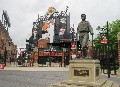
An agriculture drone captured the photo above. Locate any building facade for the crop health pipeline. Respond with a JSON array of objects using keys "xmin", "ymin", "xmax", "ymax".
[{"xmin": 0, "ymin": 20, "xmax": 17, "ymax": 64}]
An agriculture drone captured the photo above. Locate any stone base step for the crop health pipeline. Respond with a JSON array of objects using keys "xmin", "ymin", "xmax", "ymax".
[
  {"xmin": 101, "ymin": 80, "xmax": 113, "ymax": 87},
  {"xmin": 112, "ymin": 83, "xmax": 120, "ymax": 87},
  {"xmin": 60, "ymin": 79, "xmax": 107, "ymax": 87},
  {"xmin": 94, "ymin": 79, "xmax": 107, "ymax": 87},
  {"xmin": 48, "ymin": 79, "xmax": 120, "ymax": 87}
]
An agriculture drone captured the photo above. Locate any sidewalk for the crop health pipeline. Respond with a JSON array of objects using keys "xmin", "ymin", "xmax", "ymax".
[
  {"xmin": 3, "ymin": 66, "xmax": 69, "ymax": 71},
  {"xmin": 2, "ymin": 66, "xmax": 120, "ymax": 85},
  {"xmin": 100, "ymin": 74, "xmax": 120, "ymax": 85}
]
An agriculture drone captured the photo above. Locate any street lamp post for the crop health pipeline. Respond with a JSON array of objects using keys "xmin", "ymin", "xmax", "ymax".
[
  {"xmin": 76, "ymin": 33, "xmax": 78, "ymax": 59},
  {"xmin": 106, "ymin": 21, "xmax": 110, "ymax": 78},
  {"xmin": 92, "ymin": 33, "xmax": 94, "ymax": 58},
  {"xmin": 63, "ymin": 48, "xmax": 66, "ymax": 67},
  {"xmin": 97, "ymin": 21, "xmax": 110, "ymax": 78}
]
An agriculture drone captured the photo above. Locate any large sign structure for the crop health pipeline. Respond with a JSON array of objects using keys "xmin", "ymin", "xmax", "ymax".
[
  {"xmin": 30, "ymin": 6, "xmax": 72, "ymax": 46},
  {"xmin": 54, "ymin": 12, "xmax": 71, "ymax": 43}
]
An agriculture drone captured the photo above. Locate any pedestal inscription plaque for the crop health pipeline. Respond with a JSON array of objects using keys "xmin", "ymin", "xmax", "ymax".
[{"xmin": 74, "ymin": 69, "xmax": 89, "ymax": 76}]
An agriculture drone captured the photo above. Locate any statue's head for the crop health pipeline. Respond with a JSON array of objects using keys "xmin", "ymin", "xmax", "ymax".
[{"xmin": 81, "ymin": 14, "xmax": 86, "ymax": 21}]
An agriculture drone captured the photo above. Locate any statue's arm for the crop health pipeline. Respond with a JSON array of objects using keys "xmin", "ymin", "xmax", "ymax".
[{"xmin": 88, "ymin": 22, "xmax": 94, "ymax": 35}]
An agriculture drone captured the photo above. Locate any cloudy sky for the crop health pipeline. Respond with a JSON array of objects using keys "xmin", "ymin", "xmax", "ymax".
[{"xmin": 0, "ymin": 0, "xmax": 120, "ymax": 49}]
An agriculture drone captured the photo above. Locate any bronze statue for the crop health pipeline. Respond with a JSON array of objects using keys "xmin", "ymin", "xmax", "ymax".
[{"xmin": 77, "ymin": 14, "xmax": 93, "ymax": 58}]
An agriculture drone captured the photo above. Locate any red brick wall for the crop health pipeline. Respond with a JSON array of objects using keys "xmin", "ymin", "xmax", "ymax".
[
  {"xmin": 0, "ymin": 20, "xmax": 17, "ymax": 60},
  {"xmin": 38, "ymin": 39, "xmax": 50, "ymax": 48}
]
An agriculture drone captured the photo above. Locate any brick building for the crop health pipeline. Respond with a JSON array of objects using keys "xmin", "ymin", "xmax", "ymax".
[
  {"xmin": 0, "ymin": 20, "xmax": 17, "ymax": 64},
  {"xmin": 37, "ymin": 38, "xmax": 50, "ymax": 63}
]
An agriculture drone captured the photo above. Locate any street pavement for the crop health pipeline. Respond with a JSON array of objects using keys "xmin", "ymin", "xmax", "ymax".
[{"xmin": 0, "ymin": 67, "xmax": 120, "ymax": 87}]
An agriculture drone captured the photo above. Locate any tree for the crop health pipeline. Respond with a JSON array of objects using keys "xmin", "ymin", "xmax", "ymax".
[
  {"xmin": 108, "ymin": 20, "xmax": 120, "ymax": 42},
  {"xmin": 94, "ymin": 19, "xmax": 120, "ymax": 61},
  {"xmin": 94, "ymin": 19, "xmax": 120, "ymax": 46}
]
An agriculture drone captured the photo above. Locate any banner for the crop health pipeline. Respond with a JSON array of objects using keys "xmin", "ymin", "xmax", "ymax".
[{"xmin": 100, "ymin": 33, "xmax": 107, "ymax": 44}]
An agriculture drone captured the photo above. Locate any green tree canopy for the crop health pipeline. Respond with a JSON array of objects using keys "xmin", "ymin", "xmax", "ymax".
[{"xmin": 94, "ymin": 19, "xmax": 120, "ymax": 48}]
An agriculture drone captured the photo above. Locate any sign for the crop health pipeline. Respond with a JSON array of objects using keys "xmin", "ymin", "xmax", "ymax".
[
  {"xmin": 57, "ymin": 52, "xmax": 62, "ymax": 56},
  {"xmin": 71, "ymin": 42, "xmax": 76, "ymax": 49},
  {"xmin": 58, "ymin": 17, "xmax": 66, "ymax": 37},
  {"xmin": 0, "ymin": 64, "xmax": 4, "ymax": 69},
  {"xmin": 59, "ymin": 28, "xmax": 65, "ymax": 36},
  {"xmin": 74, "ymin": 69, "xmax": 89, "ymax": 76},
  {"xmin": 100, "ymin": 33, "xmax": 107, "ymax": 44}
]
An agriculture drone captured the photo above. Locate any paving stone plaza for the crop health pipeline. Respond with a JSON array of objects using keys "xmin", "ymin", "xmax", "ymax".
[{"xmin": 0, "ymin": 67, "xmax": 120, "ymax": 87}]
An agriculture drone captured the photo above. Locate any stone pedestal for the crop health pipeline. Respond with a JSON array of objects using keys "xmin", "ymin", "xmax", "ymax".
[
  {"xmin": 69, "ymin": 59, "xmax": 100, "ymax": 82},
  {"xmin": 48, "ymin": 59, "xmax": 120, "ymax": 87}
]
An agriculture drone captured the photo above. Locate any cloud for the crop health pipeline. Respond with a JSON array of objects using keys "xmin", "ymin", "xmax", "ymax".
[{"xmin": 0, "ymin": 0, "xmax": 120, "ymax": 48}]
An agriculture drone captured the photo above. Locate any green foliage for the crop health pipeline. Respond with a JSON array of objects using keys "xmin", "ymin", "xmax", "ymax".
[
  {"xmin": 94, "ymin": 19, "xmax": 120, "ymax": 47},
  {"xmin": 94, "ymin": 20, "xmax": 120, "ymax": 62}
]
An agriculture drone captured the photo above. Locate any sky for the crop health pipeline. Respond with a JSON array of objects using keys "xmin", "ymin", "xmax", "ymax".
[{"xmin": 0, "ymin": 0, "xmax": 120, "ymax": 49}]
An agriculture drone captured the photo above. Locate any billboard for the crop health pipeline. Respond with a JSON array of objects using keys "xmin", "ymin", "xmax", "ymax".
[{"xmin": 53, "ymin": 15, "xmax": 71, "ymax": 43}]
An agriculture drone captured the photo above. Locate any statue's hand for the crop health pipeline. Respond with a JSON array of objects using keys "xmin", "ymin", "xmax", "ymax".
[{"xmin": 91, "ymin": 32, "xmax": 94, "ymax": 35}]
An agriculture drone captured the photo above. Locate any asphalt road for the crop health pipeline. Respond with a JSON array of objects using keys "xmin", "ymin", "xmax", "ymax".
[
  {"xmin": 0, "ymin": 70, "xmax": 69, "ymax": 87},
  {"xmin": 0, "ymin": 70, "xmax": 120, "ymax": 87}
]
